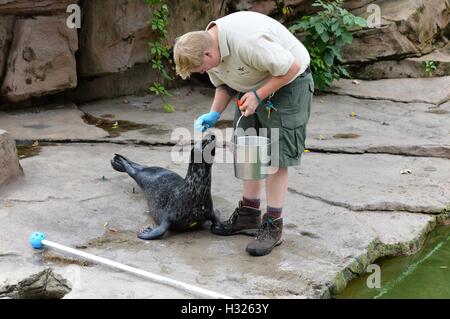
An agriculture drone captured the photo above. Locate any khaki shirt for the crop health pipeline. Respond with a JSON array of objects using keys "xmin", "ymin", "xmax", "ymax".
[{"xmin": 206, "ymin": 11, "xmax": 310, "ymax": 93}]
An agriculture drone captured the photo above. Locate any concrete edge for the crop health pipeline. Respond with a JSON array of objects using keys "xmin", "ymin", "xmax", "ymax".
[{"xmin": 325, "ymin": 210, "xmax": 450, "ymax": 298}]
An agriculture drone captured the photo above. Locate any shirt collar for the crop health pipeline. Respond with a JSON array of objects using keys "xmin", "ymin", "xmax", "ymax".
[{"xmin": 206, "ymin": 21, "xmax": 229, "ymax": 61}]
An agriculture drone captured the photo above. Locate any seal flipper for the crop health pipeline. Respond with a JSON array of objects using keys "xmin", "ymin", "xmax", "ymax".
[
  {"xmin": 111, "ymin": 154, "xmax": 145, "ymax": 176},
  {"xmin": 138, "ymin": 220, "xmax": 170, "ymax": 240}
]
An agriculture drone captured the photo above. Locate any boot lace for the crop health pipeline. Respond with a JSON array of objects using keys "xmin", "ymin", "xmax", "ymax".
[
  {"xmin": 255, "ymin": 217, "xmax": 278, "ymax": 241},
  {"xmin": 224, "ymin": 207, "xmax": 240, "ymax": 225}
]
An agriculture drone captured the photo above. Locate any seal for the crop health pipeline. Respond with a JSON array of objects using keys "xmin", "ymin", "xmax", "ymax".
[{"xmin": 111, "ymin": 134, "xmax": 220, "ymax": 240}]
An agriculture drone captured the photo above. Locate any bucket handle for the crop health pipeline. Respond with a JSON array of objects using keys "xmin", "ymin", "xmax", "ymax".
[{"xmin": 234, "ymin": 99, "xmax": 249, "ymax": 144}]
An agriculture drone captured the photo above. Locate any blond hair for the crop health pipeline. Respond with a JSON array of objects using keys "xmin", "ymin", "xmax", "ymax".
[{"xmin": 173, "ymin": 31, "xmax": 212, "ymax": 80}]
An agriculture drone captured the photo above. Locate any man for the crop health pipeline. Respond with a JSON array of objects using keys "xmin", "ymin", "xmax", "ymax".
[{"xmin": 173, "ymin": 11, "xmax": 313, "ymax": 256}]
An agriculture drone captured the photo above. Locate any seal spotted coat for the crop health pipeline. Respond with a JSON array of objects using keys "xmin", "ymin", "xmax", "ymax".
[{"xmin": 111, "ymin": 134, "xmax": 220, "ymax": 240}]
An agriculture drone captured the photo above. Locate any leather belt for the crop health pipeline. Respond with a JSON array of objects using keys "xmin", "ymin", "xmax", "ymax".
[{"xmin": 299, "ymin": 65, "xmax": 311, "ymax": 78}]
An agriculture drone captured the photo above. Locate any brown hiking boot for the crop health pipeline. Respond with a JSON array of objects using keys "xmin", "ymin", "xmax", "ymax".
[
  {"xmin": 210, "ymin": 201, "xmax": 261, "ymax": 236},
  {"xmin": 246, "ymin": 214, "xmax": 283, "ymax": 256}
]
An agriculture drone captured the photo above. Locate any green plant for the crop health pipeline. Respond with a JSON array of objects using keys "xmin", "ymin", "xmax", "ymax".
[
  {"xmin": 146, "ymin": 0, "xmax": 175, "ymax": 112},
  {"xmin": 424, "ymin": 60, "xmax": 437, "ymax": 77},
  {"xmin": 289, "ymin": 0, "xmax": 367, "ymax": 91}
]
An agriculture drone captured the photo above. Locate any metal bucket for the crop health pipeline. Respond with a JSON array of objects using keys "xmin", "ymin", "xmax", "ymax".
[{"xmin": 232, "ymin": 114, "xmax": 271, "ymax": 180}]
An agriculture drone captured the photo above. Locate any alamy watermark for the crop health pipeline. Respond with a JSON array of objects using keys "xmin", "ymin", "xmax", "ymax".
[
  {"xmin": 366, "ymin": 264, "xmax": 381, "ymax": 289},
  {"xmin": 66, "ymin": 4, "xmax": 81, "ymax": 29},
  {"xmin": 63, "ymin": 3, "xmax": 382, "ymax": 30},
  {"xmin": 366, "ymin": 4, "xmax": 382, "ymax": 28},
  {"xmin": 170, "ymin": 127, "xmax": 280, "ymax": 175}
]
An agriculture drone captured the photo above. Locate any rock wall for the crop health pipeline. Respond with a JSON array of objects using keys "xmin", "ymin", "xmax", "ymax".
[
  {"xmin": 0, "ymin": 16, "xmax": 14, "ymax": 84},
  {"xmin": 78, "ymin": 0, "xmax": 154, "ymax": 78},
  {"xmin": 0, "ymin": 0, "xmax": 78, "ymax": 103},
  {"xmin": 1, "ymin": 15, "xmax": 78, "ymax": 102},
  {"xmin": 232, "ymin": 0, "xmax": 377, "ymax": 17},
  {"xmin": 344, "ymin": 0, "xmax": 450, "ymax": 79},
  {"xmin": 0, "ymin": 129, "xmax": 22, "ymax": 187},
  {"xmin": 0, "ymin": 0, "xmax": 76, "ymax": 14},
  {"xmin": 78, "ymin": 0, "xmax": 225, "ymax": 79},
  {"xmin": 0, "ymin": 0, "xmax": 448, "ymax": 105},
  {"xmin": 71, "ymin": 0, "xmax": 227, "ymax": 102}
]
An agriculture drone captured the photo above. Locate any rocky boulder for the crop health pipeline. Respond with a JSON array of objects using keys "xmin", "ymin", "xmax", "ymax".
[
  {"xmin": 0, "ymin": 0, "xmax": 448, "ymax": 102},
  {"xmin": 380, "ymin": 0, "xmax": 435, "ymax": 51},
  {"xmin": 0, "ymin": 130, "xmax": 22, "ymax": 187},
  {"xmin": 0, "ymin": 0, "xmax": 76, "ymax": 14},
  {"xmin": 1, "ymin": 15, "xmax": 78, "ymax": 102},
  {"xmin": 424, "ymin": 0, "xmax": 449, "ymax": 32},
  {"xmin": 343, "ymin": 0, "xmax": 377, "ymax": 10},
  {"xmin": 231, "ymin": 0, "xmax": 448, "ymax": 78},
  {"xmin": 167, "ymin": 0, "xmax": 227, "ymax": 42},
  {"xmin": 78, "ymin": 0, "xmax": 227, "ymax": 78},
  {"xmin": 78, "ymin": 0, "xmax": 156, "ymax": 78},
  {"xmin": 232, "ymin": 0, "xmax": 377, "ymax": 17},
  {"xmin": 0, "ymin": 15, "xmax": 14, "ymax": 84},
  {"xmin": 342, "ymin": 23, "xmax": 420, "ymax": 63},
  {"xmin": 344, "ymin": 0, "xmax": 449, "ymax": 63},
  {"xmin": 348, "ymin": 44, "xmax": 450, "ymax": 79},
  {"xmin": 69, "ymin": 62, "xmax": 160, "ymax": 102},
  {"xmin": 369, "ymin": 0, "xmax": 446, "ymax": 51}
]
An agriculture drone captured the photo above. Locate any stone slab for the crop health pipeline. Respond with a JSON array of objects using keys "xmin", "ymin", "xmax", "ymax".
[
  {"xmin": 290, "ymin": 152, "xmax": 450, "ymax": 213},
  {"xmin": 0, "ymin": 143, "xmax": 443, "ymax": 298},
  {"xmin": 307, "ymin": 94, "xmax": 450, "ymax": 158},
  {"xmin": 0, "ymin": 103, "xmax": 108, "ymax": 140},
  {"xmin": 326, "ymin": 76, "xmax": 450, "ymax": 105}
]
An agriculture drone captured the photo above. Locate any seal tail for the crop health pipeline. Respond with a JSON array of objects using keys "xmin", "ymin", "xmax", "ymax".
[{"xmin": 111, "ymin": 154, "xmax": 144, "ymax": 177}]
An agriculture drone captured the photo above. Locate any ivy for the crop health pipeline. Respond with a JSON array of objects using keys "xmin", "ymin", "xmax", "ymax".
[
  {"xmin": 289, "ymin": 0, "xmax": 367, "ymax": 91},
  {"xmin": 146, "ymin": 0, "xmax": 175, "ymax": 113}
]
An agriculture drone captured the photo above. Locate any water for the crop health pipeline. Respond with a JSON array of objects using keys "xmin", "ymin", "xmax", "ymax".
[
  {"xmin": 16, "ymin": 144, "xmax": 42, "ymax": 159},
  {"xmin": 339, "ymin": 225, "xmax": 450, "ymax": 299},
  {"xmin": 81, "ymin": 113, "xmax": 169, "ymax": 137}
]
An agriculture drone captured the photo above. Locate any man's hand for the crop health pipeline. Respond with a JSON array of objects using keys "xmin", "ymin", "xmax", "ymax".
[
  {"xmin": 238, "ymin": 91, "xmax": 260, "ymax": 117},
  {"xmin": 194, "ymin": 111, "xmax": 221, "ymax": 132}
]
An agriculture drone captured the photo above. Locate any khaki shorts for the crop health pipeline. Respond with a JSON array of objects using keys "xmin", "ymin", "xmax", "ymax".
[{"xmin": 234, "ymin": 73, "xmax": 314, "ymax": 168}]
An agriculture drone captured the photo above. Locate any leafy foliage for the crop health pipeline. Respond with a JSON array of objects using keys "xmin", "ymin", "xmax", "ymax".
[
  {"xmin": 289, "ymin": 0, "xmax": 367, "ymax": 91},
  {"xmin": 146, "ymin": 0, "xmax": 175, "ymax": 112}
]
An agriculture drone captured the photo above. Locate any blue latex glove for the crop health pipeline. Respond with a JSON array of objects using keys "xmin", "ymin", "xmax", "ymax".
[{"xmin": 194, "ymin": 111, "xmax": 221, "ymax": 132}]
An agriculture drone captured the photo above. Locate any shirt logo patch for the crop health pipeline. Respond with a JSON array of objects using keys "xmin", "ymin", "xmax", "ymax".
[{"xmin": 237, "ymin": 66, "xmax": 250, "ymax": 75}]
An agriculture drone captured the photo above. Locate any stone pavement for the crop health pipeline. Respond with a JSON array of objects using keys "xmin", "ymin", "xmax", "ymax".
[{"xmin": 0, "ymin": 78, "xmax": 449, "ymax": 298}]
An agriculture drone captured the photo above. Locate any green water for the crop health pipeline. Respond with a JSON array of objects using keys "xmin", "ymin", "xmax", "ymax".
[{"xmin": 339, "ymin": 225, "xmax": 450, "ymax": 299}]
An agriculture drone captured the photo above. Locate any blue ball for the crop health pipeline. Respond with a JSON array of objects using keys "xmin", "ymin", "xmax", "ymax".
[{"xmin": 29, "ymin": 232, "xmax": 46, "ymax": 249}]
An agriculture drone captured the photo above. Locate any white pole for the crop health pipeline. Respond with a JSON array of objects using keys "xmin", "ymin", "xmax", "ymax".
[{"xmin": 41, "ymin": 239, "xmax": 232, "ymax": 299}]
